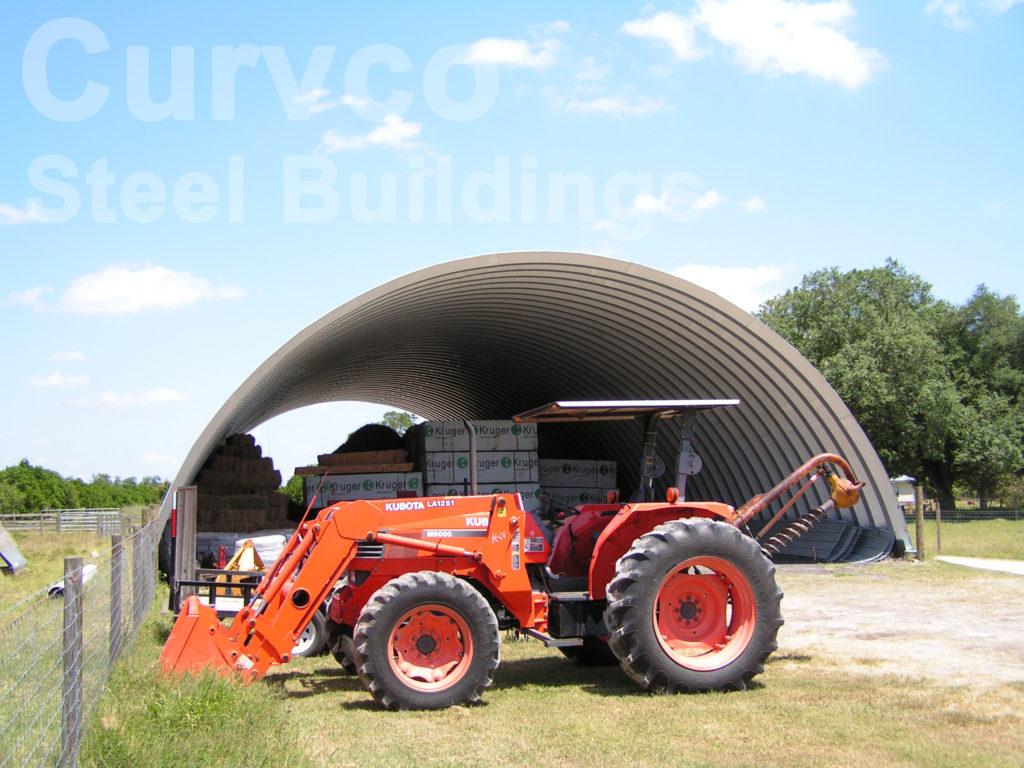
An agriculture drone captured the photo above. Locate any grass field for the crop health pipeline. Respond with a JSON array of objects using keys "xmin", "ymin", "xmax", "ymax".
[
  {"xmin": 82, "ymin": 581, "xmax": 1024, "ymax": 768},
  {"xmin": 0, "ymin": 530, "xmax": 111, "ymax": 613},
  {"xmin": 4, "ymin": 521, "xmax": 1018, "ymax": 768},
  {"xmin": 912, "ymin": 518, "xmax": 1024, "ymax": 560}
]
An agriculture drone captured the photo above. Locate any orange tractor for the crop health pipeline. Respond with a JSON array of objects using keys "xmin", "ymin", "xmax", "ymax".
[{"xmin": 161, "ymin": 401, "xmax": 864, "ymax": 709}]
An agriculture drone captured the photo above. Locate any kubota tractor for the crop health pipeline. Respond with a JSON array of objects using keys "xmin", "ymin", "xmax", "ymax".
[{"xmin": 161, "ymin": 400, "xmax": 864, "ymax": 709}]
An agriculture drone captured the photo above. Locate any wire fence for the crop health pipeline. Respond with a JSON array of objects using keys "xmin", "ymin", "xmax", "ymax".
[
  {"xmin": 0, "ymin": 508, "xmax": 153, "ymax": 536},
  {"xmin": 0, "ymin": 519, "xmax": 160, "ymax": 768},
  {"xmin": 901, "ymin": 506, "xmax": 1024, "ymax": 522}
]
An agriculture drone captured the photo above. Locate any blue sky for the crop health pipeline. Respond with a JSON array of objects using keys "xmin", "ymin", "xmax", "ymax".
[{"xmin": 2, "ymin": 1, "xmax": 1022, "ymax": 484}]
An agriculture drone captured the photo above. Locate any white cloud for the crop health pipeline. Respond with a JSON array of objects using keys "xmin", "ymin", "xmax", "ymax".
[
  {"xmin": 622, "ymin": 11, "xmax": 707, "ymax": 61},
  {"xmin": 696, "ymin": 0, "xmax": 886, "ymax": 89},
  {"xmin": 51, "ymin": 351, "xmax": 87, "ymax": 361},
  {"xmin": 988, "ymin": 0, "xmax": 1024, "ymax": 12},
  {"xmin": 926, "ymin": 1, "xmax": 976, "ymax": 30},
  {"xmin": 573, "ymin": 57, "xmax": 612, "ymax": 84},
  {"xmin": 463, "ymin": 38, "xmax": 560, "ymax": 69},
  {"xmin": 632, "ymin": 193, "xmax": 674, "ymax": 213},
  {"xmin": 743, "ymin": 196, "xmax": 767, "ymax": 211},
  {"xmin": 624, "ymin": 2, "xmax": 886, "ymax": 89},
  {"xmin": 27, "ymin": 372, "xmax": 88, "ymax": 388},
  {"xmin": 531, "ymin": 20, "xmax": 571, "ymax": 35},
  {"xmin": 293, "ymin": 88, "xmax": 369, "ymax": 116},
  {"xmin": 693, "ymin": 189, "xmax": 724, "ymax": 211},
  {"xmin": 0, "ymin": 201, "xmax": 47, "ymax": 225},
  {"xmin": 98, "ymin": 388, "xmax": 187, "ymax": 405},
  {"xmin": 559, "ymin": 94, "xmax": 670, "ymax": 117},
  {"xmin": 6, "ymin": 285, "xmax": 54, "ymax": 313},
  {"xmin": 60, "ymin": 264, "xmax": 246, "ymax": 315},
  {"xmin": 316, "ymin": 114, "xmax": 422, "ymax": 153},
  {"xmin": 673, "ymin": 263, "xmax": 795, "ymax": 311}
]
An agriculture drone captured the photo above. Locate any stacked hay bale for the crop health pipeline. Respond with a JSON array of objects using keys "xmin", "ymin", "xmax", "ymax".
[{"xmin": 195, "ymin": 433, "xmax": 293, "ymax": 532}]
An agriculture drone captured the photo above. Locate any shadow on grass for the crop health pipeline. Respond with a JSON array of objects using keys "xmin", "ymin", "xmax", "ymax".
[
  {"xmin": 264, "ymin": 652, "xmax": 770, "ymax": 703},
  {"xmin": 266, "ymin": 666, "xmax": 365, "ymax": 698},
  {"xmin": 494, "ymin": 655, "xmax": 768, "ymax": 697},
  {"xmin": 768, "ymin": 651, "xmax": 814, "ymax": 664},
  {"xmin": 491, "ymin": 655, "xmax": 643, "ymax": 697},
  {"xmin": 149, "ymin": 617, "xmax": 174, "ymax": 644}
]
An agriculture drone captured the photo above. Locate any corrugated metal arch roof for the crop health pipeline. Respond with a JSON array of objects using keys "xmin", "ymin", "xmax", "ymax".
[{"xmin": 159, "ymin": 252, "xmax": 908, "ymax": 547}]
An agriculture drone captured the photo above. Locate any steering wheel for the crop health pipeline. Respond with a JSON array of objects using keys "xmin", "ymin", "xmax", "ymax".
[{"xmin": 538, "ymin": 494, "xmax": 580, "ymax": 527}]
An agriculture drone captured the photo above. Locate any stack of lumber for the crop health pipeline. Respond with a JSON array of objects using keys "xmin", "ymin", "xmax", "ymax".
[
  {"xmin": 195, "ymin": 433, "xmax": 293, "ymax": 532},
  {"xmin": 293, "ymin": 449, "xmax": 413, "ymax": 476}
]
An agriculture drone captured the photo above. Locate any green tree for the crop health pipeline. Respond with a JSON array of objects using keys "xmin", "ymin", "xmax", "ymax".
[
  {"xmin": 757, "ymin": 261, "xmax": 1024, "ymax": 509},
  {"xmin": 378, "ymin": 411, "xmax": 419, "ymax": 436},
  {"xmin": 0, "ymin": 460, "xmax": 169, "ymax": 512},
  {"xmin": 935, "ymin": 286, "xmax": 1024, "ymax": 506},
  {"xmin": 281, "ymin": 474, "xmax": 304, "ymax": 505}
]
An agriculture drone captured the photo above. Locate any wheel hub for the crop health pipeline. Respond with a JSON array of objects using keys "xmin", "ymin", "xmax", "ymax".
[
  {"xmin": 677, "ymin": 598, "xmax": 702, "ymax": 624},
  {"xmin": 387, "ymin": 604, "xmax": 473, "ymax": 692},
  {"xmin": 415, "ymin": 633, "xmax": 438, "ymax": 656}
]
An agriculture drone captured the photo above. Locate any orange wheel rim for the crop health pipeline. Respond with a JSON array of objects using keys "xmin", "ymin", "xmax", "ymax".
[
  {"xmin": 653, "ymin": 557, "xmax": 757, "ymax": 671},
  {"xmin": 387, "ymin": 604, "xmax": 473, "ymax": 692}
]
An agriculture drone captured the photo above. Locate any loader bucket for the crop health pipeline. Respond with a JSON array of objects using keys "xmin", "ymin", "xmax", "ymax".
[{"xmin": 160, "ymin": 595, "xmax": 238, "ymax": 675}]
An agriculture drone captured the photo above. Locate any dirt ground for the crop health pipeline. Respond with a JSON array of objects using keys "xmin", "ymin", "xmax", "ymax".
[{"xmin": 774, "ymin": 561, "xmax": 1024, "ymax": 688}]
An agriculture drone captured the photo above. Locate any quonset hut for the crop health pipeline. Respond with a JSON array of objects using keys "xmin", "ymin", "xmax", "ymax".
[{"xmin": 158, "ymin": 252, "xmax": 910, "ymax": 555}]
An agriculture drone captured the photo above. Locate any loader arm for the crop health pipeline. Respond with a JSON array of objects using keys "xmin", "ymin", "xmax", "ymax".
[{"xmin": 161, "ymin": 500, "xmax": 385, "ymax": 680}]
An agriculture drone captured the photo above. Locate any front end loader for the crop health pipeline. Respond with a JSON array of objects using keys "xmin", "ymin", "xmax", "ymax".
[{"xmin": 161, "ymin": 400, "xmax": 864, "ymax": 709}]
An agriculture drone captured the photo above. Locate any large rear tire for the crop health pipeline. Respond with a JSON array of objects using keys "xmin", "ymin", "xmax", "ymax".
[
  {"xmin": 605, "ymin": 518, "xmax": 783, "ymax": 693},
  {"xmin": 354, "ymin": 572, "xmax": 500, "ymax": 710}
]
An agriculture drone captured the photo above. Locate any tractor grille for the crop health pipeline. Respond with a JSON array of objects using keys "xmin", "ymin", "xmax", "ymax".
[{"xmin": 355, "ymin": 540, "xmax": 385, "ymax": 559}]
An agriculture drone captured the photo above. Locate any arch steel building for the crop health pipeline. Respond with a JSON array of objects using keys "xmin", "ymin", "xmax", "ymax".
[{"xmin": 159, "ymin": 252, "xmax": 909, "ymax": 550}]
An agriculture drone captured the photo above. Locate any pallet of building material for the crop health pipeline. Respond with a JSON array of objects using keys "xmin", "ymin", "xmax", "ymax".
[
  {"xmin": 321, "ymin": 463, "xmax": 414, "ymax": 475},
  {"xmin": 317, "ymin": 449, "xmax": 407, "ymax": 467},
  {"xmin": 294, "ymin": 463, "xmax": 414, "ymax": 476}
]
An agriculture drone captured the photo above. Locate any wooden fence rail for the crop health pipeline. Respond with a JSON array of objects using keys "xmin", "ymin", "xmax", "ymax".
[{"xmin": 0, "ymin": 509, "xmax": 147, "ymax": 535}]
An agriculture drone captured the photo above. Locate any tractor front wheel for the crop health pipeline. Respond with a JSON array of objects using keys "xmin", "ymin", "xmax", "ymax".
[
  {"xmin": 354, "ymin": 572, "xmax": 500, "ymax": 710},
  {"xmin": 605, "ymin": 518, "xmax": 783, "ymax": 693}
]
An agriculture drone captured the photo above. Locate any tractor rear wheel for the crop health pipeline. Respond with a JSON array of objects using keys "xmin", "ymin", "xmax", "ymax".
[
  {"xmin": 354, "ymin": 571, "xmax": 500, "ymax": 710},
  {"xmin": 605, "ymin": 518, "xmax": 783, "ymax": 693}
]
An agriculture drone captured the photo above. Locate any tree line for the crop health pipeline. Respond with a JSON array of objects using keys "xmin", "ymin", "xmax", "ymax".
[
  {"xmin": 0, "ymin": 459, "xmax": 169, "ymax": 514},
  {"xmin": 757, "ymin": 259, "xmax": 1024, "ymax": 509}
]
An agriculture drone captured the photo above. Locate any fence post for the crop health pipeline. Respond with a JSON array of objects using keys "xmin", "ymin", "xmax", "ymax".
[
  {"xmin": 132, "ymin": 528, "xmax": 144, "ymax": 631},
  {"xmin": 61, "ymin": 556, "xmax": 84, "ymax": 768},
  {"xmin": 914, "ymin": 484, "xmax": 925, "ymax": 561},
  {"xmin": 174, "ymin": 487, "xmax": 198, "ymax": 608},
  {"xmin": 935, "ymin": 501, "xmax": 942, "ymax": 554},
  {"xmin": 110, "ymin": 534, "xmax": 124, "ymax": 665}
]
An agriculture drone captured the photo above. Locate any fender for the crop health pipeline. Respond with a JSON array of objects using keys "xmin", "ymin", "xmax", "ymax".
[{"xmin": 587, "ymin": 501, "xmax": 735, "ymax": 599}]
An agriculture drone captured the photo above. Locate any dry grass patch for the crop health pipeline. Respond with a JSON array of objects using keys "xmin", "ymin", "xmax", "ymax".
[
  {"xmin": 257, "ymin": 637, "xmax": 1024, "ymax": 768},
  {"xmin": 0, "ymin": 530, "xmax": 110, "ymax": 612}
]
